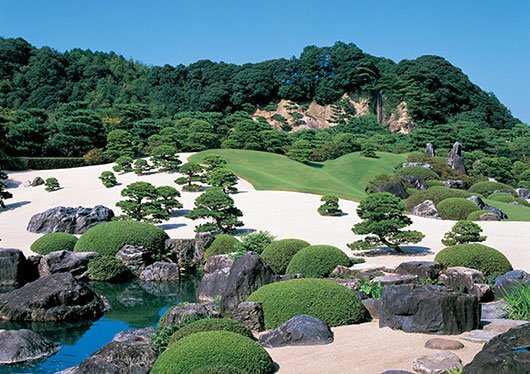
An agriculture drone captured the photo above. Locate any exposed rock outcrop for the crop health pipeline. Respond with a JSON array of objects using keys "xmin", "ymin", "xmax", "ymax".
[
  {"xmin": 27, "ymin": 206, "xmax": 114, "ymax": 234},
  {"xmin": 425, "ymin": 143, "xmax": 435, "ymax": 157},
  {"xmin": 0, "ymin": 329, "xmax": 60, "ymax": 365},
  {"xmin": 439, "ymin": 267, "xmax": 492, "ymax": 301},
  {"xmin": 394, "ymin": 261, "xmax": 442, "ymax": 281},
  {"xmin": 158, "ymin": 302, "xmax": 218, "ymax": 330},
  {"xmin": 447, "ymin": 142, "xmax": 466, "ymax": 174},
  {"xmin": 467, "ymin": 196, "xmax": 507, "ymax": 220},
  {"xmin": 231, "ymin": 301, "xmax": 264, "ymax": 331},
  {"xmin": 375, "ymin": 179, "xmax": 409, "ymax": 199},
  {"xmin": 515, "ymin": 188, "xmax": 529, "ymax": 199},
  {"xmin": 198, "ymin": 267, "xmax": 230, "ymax": 302},
  {"xmin": 0, "ymin": 248, "xmax": 36, "ymax": 288},
  {"xmin": 164, "ymin": 232, "xmax": 214, "ymax": 270},
  {"xmin": 115, "ymin": 245, "xmax": 154, "ymax": 277},
  {"xmin": 139, "ymin": 262, "xmax": 179, "ymax": 282}
]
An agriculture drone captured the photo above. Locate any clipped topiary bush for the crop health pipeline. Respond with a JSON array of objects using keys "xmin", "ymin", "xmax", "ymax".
[
  {"xmin": 30, "ymin": 232, "xmax": 78, "ymax": 255},
  {"xmin": 151, "ymin": 331, "xmax": 274, "ymax": 374},
  {"xmin": 170, "ymin": 318, "xmax": 254, "ymax": 344},
  {"xmin": 488, "ymin": 192, "xmax": 530, "ymax": 207},
  {"xmin": 395, "ymin": 166, "xmax": 440, "ymax": 181},
  {"xmin": 74, "ymin": 220, "xmax": 168, "ymax": 256},
  {"xmin": 286, "ymin": 245, "xmax": 350, "ymax": 277},
  {"xmin": 436, "ymin": 198, "xmax": 480, "ymax": 220},
  {"xmin": 405, "ymin": 186, "xmax": 476, "ymax": 210},
  {"xmin": 204, "ymin": 234, "xmax": 241, "ymax": 259},
  {"xmin": 248, "ymin": 278, "xmax": 367, "ymax": 328},
  {"xmin": 260, "ymin": 238, "xmax": 310, "ymax": 274},
  {"xmin": 87, "ymin": 255, "xmax": 131, "ymax": 282},
  {"xmin": 426, "ymin": 180, "xmax": 444, "ymax": 187},
  {"xmin": 468, "ymin": 181, "xmax": 515, "ymax": 197},
  {"xmin": 467, "ymin": 210, "xmax": 491, "ymax": 221},
  {"xmin": 435, "ymin": 243, "xmax": 513, "ymax": 276}
]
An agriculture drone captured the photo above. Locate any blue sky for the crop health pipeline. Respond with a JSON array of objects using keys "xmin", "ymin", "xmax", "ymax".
[{"xmin": 1, "ymin": 0, "xmax": 528, "ymax": 123}]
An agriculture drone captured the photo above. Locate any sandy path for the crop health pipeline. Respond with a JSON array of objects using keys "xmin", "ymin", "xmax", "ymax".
[
  {"xmin": 1, "ymin": 155, "xmax": 529, "ymax": 271},
  {"xmin": 266, "ymin": 322, "xmax": 483, "ymax": 373}
]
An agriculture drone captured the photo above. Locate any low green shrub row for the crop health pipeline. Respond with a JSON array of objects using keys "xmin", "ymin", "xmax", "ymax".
[
  {"xmin": 468, "ymin": 181, "xmax": 515, "ymax": 196},
  {"xmin": 405, "ymin": 186, "xmax": 476, "ymax": 210},
  {"xmin": 3, "ymin": 157, "xmax": 85, "ymax": 170}
]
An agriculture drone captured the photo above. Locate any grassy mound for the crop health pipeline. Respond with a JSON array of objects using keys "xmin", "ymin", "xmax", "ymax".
[
  {"xmin": 204, "ymin": 234, "xmax": 240, "ymax": 259},
  {"xmin": 484, "ymin": 199, "xmax": 530, "ymax": 221},
  {"xmin": 286, "ymin": 245, "xmax": 350, "ymax": 277},
  {"xmin": 170, "ymin": 318, "xmax": 253, "ymax": 344},
  {"xmin": 405, "ymin": 186, "xmax": 475, "ymax": 210},
  {"xmin": 74, "ymin": 221, "xmax": 168, "ymax": 256},
  {"xmin": 467, "ymin": 210, "xmax": 490, "ymax": 221},
  {"xmin": 260, "ymin": 238, "xmax": 310, "ymax": 274},
  {"xmin": 151, "ymin": 331, "xmax": 274, "ymax": 374},
  {"xmin": 468, "ymin": 181, "xmax": 515, "ymax": 196},
  {"xmin": 30, "ymin": 232, "xmax": 78, "ymax": 255},
  {"xmin": 248, "ymin": 278, "xmax": 367, "ymax": 328},
  {"xmin": 395, "ymin": 166, "xmax": 440, "ymax": 180},
  {"xmin": 435, "ymin": 244, "xmax": 513, "ymax": 276},
  {"xmin": 488, "ymin": 192, "xmax": 530, "ymax": 207},
  {"xmin": 436, "ymin": 198, "xmax": 480, "ymax": 220}
]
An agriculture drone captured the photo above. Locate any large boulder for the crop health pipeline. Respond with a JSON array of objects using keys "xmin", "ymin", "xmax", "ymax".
[
  {"xmin": 375, "ymin": 180, "xmax": 409, "ymax": 199},
  {"xmin": 0, "ymin": 248, "xmax": 36, "ymax": 288},
  {"xmin": 515, "ymin": 188, "xmax": 529, "ymax": 199},
  {"xmin": 399, "ymin": 175, "xmax": 428, "ymax": 191},
  {"xmin": 258, "ymin": 315, "xmax": 333, "ymax": 348},
  {"xmin": 447, "ymin": 142, "xmax": 466, "ymax": 174},
  {"xmin": 27, "ymin": 206, "xmax": 114, "ymax": 234},
  {"xmin": 158, "ymin": 302, "xmax": 218, "ymax": 330},
  {"xmin": 139, "ymin": 261, "xmax": 179, "ymax": 282},
  {"xmin": 379, "ymin": 284, "xmax": 480, "ymax": 334},
  {"xmin": 425, "ymin": 143, "xmax": 435, "ymax": 157},
  {"xmin": 370, "ymin": 273, "xmax": 418, "ymax": 286},
  {"xmin": 115, "ymin": 245, "xmax": 154, "ymax": 277},
  {"xmin": 464, "ymin": 323, "xmax": 530, "ymax": 373},
  {"xmin": 164, "ymin": 232, "xmax": 215, "ymax": 270},
  {"xmin": 231, "ymin": 301, "xmax": 264, "ymax": 332},
  {"xmin": 439, "ymin": 267, "xmax": 492, "ymax": 301},
  {"xmin": 220, "ymin": 252, "xmax": 276, "ymax": 313},
  {"xmin": 197, "ymin": 268, "xmax": 230, "ymax": 302},
  {"xmin": 0, "ymin": 272, "xmax": 106, "ymax": 322},
  {"xmin": 411, "ymin": 200, "xmax": 440, "ymax": 219},
  {"xmin": 62, "ymin": 328, "xmax": 157, "ymax": 374},
  {"xmin": 493, "ymin": 270, "xmax": 530, "ymax": 298},
  {"xmin": 394, "ymin": 261, "xmax": 443, "ymax": 281},
  {"xmin": 0, "ymin": 329, "xmax": 60, "ymax": 365},
  {"xmin": 443, "ymin": 179, "xmax": 466, "ymax": 189},
  {"xmin": 412, "ymin": 352, "xmax": 462, "ymax": 374},
  {"xmin": 193, "ymin": 232, "xmax": 215, "ymax": 264},
  {"xmin": 204, "ymin": 254, "xmax": 234, "ymax": 273},
  {"xmin": 38, "ymin": 250, "xmax": 98, "ymax": 280}
]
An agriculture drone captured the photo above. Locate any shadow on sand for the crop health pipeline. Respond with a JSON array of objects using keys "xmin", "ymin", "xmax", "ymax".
[{"xmin": 1, "ymin": 200, "xmax": 31, "ymax": 212}]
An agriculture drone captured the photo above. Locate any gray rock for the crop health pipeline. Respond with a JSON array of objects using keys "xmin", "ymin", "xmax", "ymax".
[
  {"xmin": 158, "ymin": 302, "xmax": 218, "ymax": 330},
  {"xmin": 115, "ymin": 245, "xmax": 154, "ymax": 277},
  {"xmin": 481, "ymin": 301, "xmax": 509, "ymax": 320},
  {"xmin": 164, "ymin": 238, "xmax": 196, "ymax": 271},
  {"xmin": 467, "ymin": 196, "xmax": 507, "ymax": 220},
  {"xmin": 30, "ymin": 177, "xmax": 44, "ymax": 187},
  {"xmin": 204, "ymin": 254, "xmax": 234, "ymax": 273},
  {"xmin": 0, "ymin": 272, "xmax": 106, "ymax": 322},
  {"xmin": 412, "ymin": 351, "xmax": 462, "ymax": 374},
  {"xmin": 399, "ymin": 175, "xmax": 428, "ymax": 191},
  {"xmin": 66, "ymin": 328, "xmax": 156, "ymax": 374},
  {"xmin": 468, "ymin": 195, "xmax": 486, "ymax": 209},
  {"xmin": 258, "ymin": 315, "xmax": 333, "ymax": 348},
  {"xmin": 482, "ymin": 319, "xmax": 528, "ymax": 334},
  {"xmin": 463, "ymin": 329, "xmax": 501, "ymax": 343},
  {"xmin": 194, "ymin": 232, "xmax": 215, "ymax": 264},
  {"xmin": 439, "ymin": 267, "xmax": 492, "ymax": 301},
  {"xmin": 375, "ymin": 180, "xmax": 409, "ymax": 199},
  {"xmin": 198, "ymin": 268, "xmax": 230, "ymax": 302},
  {"xmin": 379, "ymin": 284, "xmax": 480, "ymax": 334},
  {"xmin": 478, "ymin": 213, "xmax": 500, "ymax": 221},
  {"xmin": 330, "ymin": 277, "xmax": 361, "ymax": 291},
  {"xmin": 231, "ymin": 301, "xmax": 264, "ymax": 331},
  {"xmin": 39, "ymin": 250, "xmax": 98, "ymax": 280},
  {"xmin": 424, "ymin": 338, "xmax": 464, "ymax": 350},
  {"xmin": 220, "ymin": 252, "xmax": 276, "ymax": 313},
  {"xmin": 371, "ymin": 273, "xmax": 418, "ymax": 286},
  {"xmin": 494, "ymin": 269, "xmax": 530, "ymax": 298},
  {"xmin": 425, "ymin": 143, "xmax": 435, "ymax": 157},
  {"xmin": 447, "ymin": 142, "xmax": 466, "ymax": 174},
  {"xmin": 402, "ymin": 162, "xmax": 434, "ymax": 170},
  {"xmin": 464, "ymin": 323, "xmax": 530, "ymax": 374},
  {"xmin": 139, "ymin": 261, "xmax": 179, "ymax": 282},
  {"xmin": 443, "ymin": 179, "xmax": 465, "ymax": 189},
  {"xmin": 362, "ymin": 298, "xmax": 382, "ymax": 320},
  {"xmin": 26, "ymin": 206, "xmax": 114, "ymax": 234},
  {"xmin": 411, "ymin": 200, "xmax": 441, "ymax": 219},
  {"xmin": 515, "ymin": 188, "xmax": 529, "ymax": 199},
  {"xmin": 395, "ymin": 261, "xmax": 443, "ymax": 281},
  {"xmin": 0, "ymin": 329, "xmax": 60, "ymax": 365},
  {"xmin": 0, "ymin": 248, "xmax": 35, "ymax": 288}
]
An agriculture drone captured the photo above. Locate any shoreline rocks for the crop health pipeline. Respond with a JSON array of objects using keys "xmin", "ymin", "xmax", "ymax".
[{"xmin": 0, "ymin": 329, "xmax": 60, "ymax": 365}]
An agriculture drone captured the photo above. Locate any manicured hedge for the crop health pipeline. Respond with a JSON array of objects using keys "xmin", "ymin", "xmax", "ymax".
[
  {"xmin": 74, "ymin": 221, "xmax": 168, "ymax": 256},
  {"xmin": 468, "ymin": 181, "xmax": 516, "ymax": 197},
  {"xmin": 435, "ymin": 244, "xmax": 513, "ymax": 276},
  {"xmin": 489, "ymin": 192, "xmax": 530, "ymax": 207},
  {"xmin": 30, "ymin": 233, "xmax": 78, "ymax": 255},
  {"xmin": 286, "ymin": 245, "xmax": 350, "ymax": 277},
  {"xmin": 436, "ymin": 198, "xmax": 480, "ymax": 220},
  {"xmin": 405, "ymin": 186, "xmax": 476, "ymax": 210},
  {"xmin": 152, "ymin": 331, "xmax": 274, "ymax": 374},
  {"xmin": 248, "ymin": 278, "xmax": 367, "ymax": 328},
  {"xmin": 467, "ymin": 210, "xmax": 490, "ymax": 221},
  {"xmin": 260, "ymin": 238, "xmax": 310, "ymax": 274},
  {"xmin": 87, "ymin": 255, "xmax": 131, "ymax": 282},
  {"xmin": 204, "ymin": 234, "xmax": 241, "ymax": 259},
  {"xmin": 395, "ymin": 166, "xmax": 440, "ymax": 181},
  {"xmin": 170, "ymin": 318, "xmax": 254, "ymax": 344},
  {"xmin": 4, "ymin": 157, "xmax": 85, "ymax": 171}
]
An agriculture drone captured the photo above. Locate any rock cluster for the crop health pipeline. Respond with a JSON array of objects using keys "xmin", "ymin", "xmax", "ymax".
[
  {"xmin": 231, "ymin": 301, "xmax": 265, "ymax": 331},
  {"xmin": 0, "ymin": 248, "xmax": 37, "ymax": 288},
  {"xmin": 467, "ymin": 196, "xmax": 507, "ymax": 220},
  {"xmin": 439, "ymin": 266, "xmax": 492, "ymax": 301},
  {"xmin": 27, "ymin": 205, "xmax": 114, "ymax": 234},
  {"xmin": 259, "ymin": 315, "xmax": 333, "ymax": 348},
  {"xmin": 38, "ymin": 250, "xmax": 97, "ymax": 280}
]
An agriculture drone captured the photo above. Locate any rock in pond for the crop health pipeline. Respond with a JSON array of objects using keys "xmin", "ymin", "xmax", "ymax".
[
  {"xmin": 27, "ymin": 205, "xmax": 114, "ymax": 234},
  {"xmin": 198, "ymin": 267, "xmax": 230, "ymax": 302},
  {"xmin": 115, "ymin": 245, "xmax": 154, "ymax": 277},
  {"xmin": 0, "ymin": 272, "xmax": 106, "ymax": 322},
  {"xmin": 0, "ymin": 329, "xmax": 60, "ymax": 365},
  {"xmin": 259, "ymin": 315, "xmax": 333, "ymax": 348},
  {"xmin": 139, "ymin": 261, "xmax": 179, "ymax": 282}
]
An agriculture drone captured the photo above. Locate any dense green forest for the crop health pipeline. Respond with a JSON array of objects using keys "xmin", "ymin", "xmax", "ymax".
[{"xmin": 0, "ymin": 37, "xmax": 527, "ymax": 173}]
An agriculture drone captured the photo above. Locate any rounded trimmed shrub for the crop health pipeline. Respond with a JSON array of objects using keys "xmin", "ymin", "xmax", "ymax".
[
  {"xmin": 248, "ymin": 278, "xmax": 367, "ymax": 328},
  {"xmin": 426, "ymin": 179, "xmax": 444, "ymax": 187},
  {"xmin": 151, "ymin": 331, "xmax": 274, "ymax": 374},
  {"xmin": 467, "ymin": 210, "xmax": 490, "ymax": 221},
  {"xmin": 30, "ymin": 233, "xmax": 78, "ymax": 255},
  {"xmin": 260, "ymin": 238, "xmax": 310, "ymax": 274},
  {"xmin": 74, "ymin": 221, "xmax": 168, "ymax": 256},
  {"xmin": 405, "ymin": 186, "xmax": 476, "ymax": 210},
  {"xmin": 170, "ymin": 318, "xmax": 254, "ymax": 344},
  {"xmin": 488, "ymin": 192, "xmax": 530, "ymax": 207},
  {"xmin": 87, "ymin": 255, "xmax": 131, "ymax": 282},
  {"xmin": 436, "ymin": 198, "xmax": 480, "ymax": 220},
  {"xmin": 204, "ymin": 234, "xmax": 240, "ymax": 259},
  {"xmin": 395, "ymin": 166, "xmax": 440, "ymax": 180},
  {"xmin": 434, "ymin": 244, "xmax": 513, "ymax": 276},
  {"xmin": 192, "ymin": 365, "xmax": 246, "ymax": 374},
  {"xmin": 286, "ymin": 245, "xmax": 350, "ymax": 277},
  {"xmin": 468, "ymin": 181, "xmax": 515, "ymax": 196}
]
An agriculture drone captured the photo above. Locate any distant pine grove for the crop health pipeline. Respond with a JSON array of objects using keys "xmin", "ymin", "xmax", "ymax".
[{"xmin": 0, "ymin": 37, "xmax": 528, "ymax": 175}]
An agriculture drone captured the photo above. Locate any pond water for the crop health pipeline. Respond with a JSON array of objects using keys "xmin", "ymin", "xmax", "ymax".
[{"xmin": 0, "ymin": 278, "xmax": 199, "ymax": 374}]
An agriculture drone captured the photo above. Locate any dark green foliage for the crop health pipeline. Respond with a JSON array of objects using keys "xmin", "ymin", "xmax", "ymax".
[
  {"xmin": 150, "ymin": 145, "xmax": 181, "ymax": 171},
  {"xmin": 405, "ymin": 186, "xmax": 475, "ymax": 210},
  {"xmin": 436, "ymin": 198, "xmax": 480, "ymax": 220},
  {"xmin": 468, "ymin": 181, "xmax": 515, "ymax": 197},
  {"xmin": 426, "ymin": 179, "xmax": 444, "ymax": 187},
  {"xmin": 473, "ymin": 157, "xmax": 514, "ymax": 184},
  {"xmin": 260, "ymin": 239, "xmax": 310, "ymax": 274},
  {"xmin": 30, "ymin": 232, "xmax": 78, "ymax": 255},
  {"xmin": 360, "ymin": 142, "xmax": 377, "ymax": 158},
  {"xmin": 286, "ymin": 245, "xmax": 350, "ymax": 278},
  {"xmin": 0, "ymin": 170, "xmax": 12, "ymax": 208},
  {"xmin": 358, "ymin": 281, "xmax": 383, "ymax": 298},
  {"xmin": 318, "ymin": 194, "xmax": 342, "ymax": 216},
  {"xmin": 169, "ymin": 318, "xmax": 254, "ymax": 344},
  {"xmin": 434, "ymin": 244, "xmax": 513, "ymax": 276},
  {"xmin": 87, "ymin": 255, "xmax": 131, "ymax": 282},
  {"xmin": 187, "ymin": 187, "xmax": 243, "ymax": 233},
  {"xmin": 466, "ymin": 210, "xmax": 490, "ymax": 221},
  {"xmin": 74, "ymin": 220, "xmax": 168, "ymax": 256},
  {"xmin": 112, "ymin": 156, "xmax": 133, "ymax": 173},
  {"xmin": 44, "ymin": 177, "xmax": 60, "ymax": 192},
  {"xmin": 208, "ymin": 167, "xmax": 238, "ymax": 194},
  {"xmin": 202, "ymin": 154, "xmax": 227, "ymax": 171},
  {"xmin": 239, "ymin": 231, "xmax": 275, "ymax": 255},
  {"xmin": 2, "ymin": 157, "xmax": 85, "ymax": 170},
  {"xmin": 176, "ymin": 162, "xmax": 204, "ymax": 189},
  {"xmin": 395, "ymin": 166, "xmax": 440, "ymax": 181},
  {"xmin": 349, "ymin": 192, "xmax": 424, "ymax": 252},
  {"xmin": 105, "ymin": 130, "xmax": 135, "ymax": 159},
  {"xmin": 133, "ymin": 158, "xmax": 152, "ymax": 175},
  {"xmin": 204, "ymin": 234, "xmax": 240, "ymax": 259},
  {"xmin": 503, "ymin": 283, "xmax": 530, "ymax": 321},
  {"xmin": 286, "ymin": 140, "xmax": 313, "ymax": 164},
  {"xmin": 441, "ymin": 221, "xmax": 486, "ymax": 246},
  {"xmin": 248, "ymin": 278, "xmax": 367, "ymax": 328},
  {"xmin": 151, "ymin": 331, "xmax": 274, "ymax": 374},
  {"xmin": 99, "ymin": 171, "xmax": 117, "ymax": 188}
]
